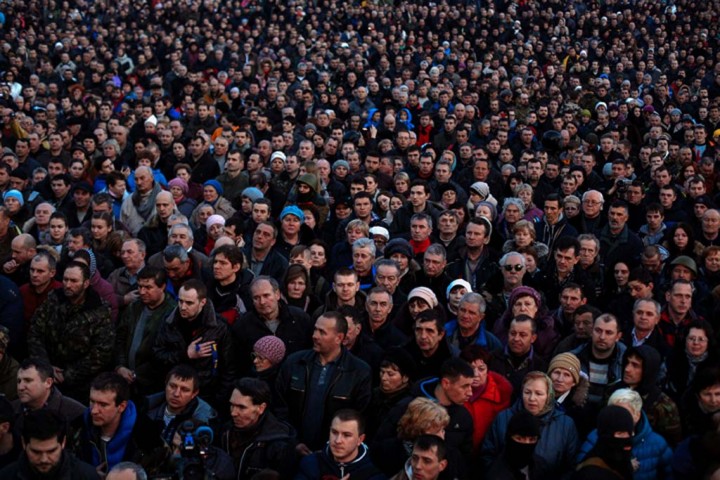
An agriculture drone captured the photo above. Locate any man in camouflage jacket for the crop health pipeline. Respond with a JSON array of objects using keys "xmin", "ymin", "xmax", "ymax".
[{"xmin": 27, "ymin": 261, "xmax": 114, "ymax": 401}]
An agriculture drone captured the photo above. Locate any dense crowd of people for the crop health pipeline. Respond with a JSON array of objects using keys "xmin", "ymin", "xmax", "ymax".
[{"xmin": 0, "ymin": 0, "xmax": 719, "ymax": 478}]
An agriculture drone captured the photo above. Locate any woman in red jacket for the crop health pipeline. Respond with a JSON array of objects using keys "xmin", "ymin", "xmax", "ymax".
[{"xmin": 460, "ymin": 344, "xmax": 513, "ymax": 450}]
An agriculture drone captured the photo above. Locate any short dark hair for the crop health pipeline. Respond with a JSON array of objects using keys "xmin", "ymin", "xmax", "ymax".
[
  {"xmin": 460, "ymin": 345, "xmax": 491, "ymax": 365},
  {"xmin": 439, "ymin": 358, "xmax": 474, "ymax": 381},
  {"xmin": 332, "ymin": 409, "xmax": 366, "ymax": 435},
  {"xmin": 320, "ymin": 310, "xmax": 348, "ymax": 336},
  {"xmin": 415, "ymin": 309, "xmax": 445, "ymax": 333},
  {"xmin": 19, "ymin": 357, "xmax": 54, "ymax": 381},
  {"xmin": 21, "ymin": 409, "xmax": 67, "ymax": 444},
  {"xmin": 181, "ymin": 279, "xmax": 207, "ymax": 300},
  {"xmin": 65, "ymin": 260, "xmax": 90, "ymax": 282},
  {"xmin": 69, "ymin": 227, "xmax": 92, "ymax": 247},
  {"xmin": 137, "ymin": 265, "xmax": 167, "ymax": 287},
  {"xmin": 213, "ymin": 244, "xmax": 244, "ymax": 266},
  {"xmin": 166, "ymin": 364, "xmax": 200, "ymax": 392},
  {"xmin": 90, "ymin": 372, "xmax": 130, "ymax": 406},
  {"xmin": 413, "ymin": 434, "xmax": 447, "ymax": 462},
  {"xmin": 554, "ymin": 236, "xmax": 580, "ymax": 255},
  {"xmin": 234, "ymin": 377, "xmax": 272, "ymax": 406}
]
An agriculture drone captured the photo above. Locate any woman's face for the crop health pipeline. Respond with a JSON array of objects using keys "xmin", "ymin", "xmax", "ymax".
[
  {"xmin": 198, "ymin": 207, "xmax": 214, "ymax": 225},
  {"xmin": 673, "ymin": 228, "xmax": 689, "ymax": 249},
  {"xmin": 176, "ymin": 168, "xmax": 191, "ymax": 182},
  {"xmin": 504, "ymin": 205, "xmax": 522, "ymax": 223},
  {"xmin": 173, "ymin": 143, "xmax": 186, "ymax": 159},
  {"xmin": 69, "ymin": 161, "xmax": 85, "ymax": 180},
  {"xmin": 287, "ymin": 276, "xmax": 307, "ymax": 299},
  {"xmin": 686, "ymin": 327, "xmax": 709, "ymax": 357},
  {"xmin": 252, "ymin": 351, "xmax": 273, "ymax": 373},
  {"xmin": 698, "ymin": 384, "xmax": 720, "ymax": 413},
  {"xmin": 303, "ymin": 210, "xmax": 316, "ymax": 230},
  {"xmin": 470, "ymin": 359, "xmax": 488, "ymax": 389},
  {"xmin": 614, "ymin": 263, "xmax": 630, "ymax": 286},
  {"xmin": 522, "ymin": 378, "xmax": 549, "ymax": 416},
  {"xmin": 705, "ymin": 251, "xmax": 720, "ymax": 273},
  {"xmin": 170, "ymin": 185, "xmax": 184, "ymax": 199},
  {"xmin": 564, "ymin": 202, "xmax": 580, "ymax": 218},
  {"xmin": 512, "ymin": 295, "xmax": 538, "ymax": 318},
  {"xmin": 379, "ymin": 365, "xmax": 408, "ymax": 394},
  {"xmin": 395, "ymin": 179, "xmax": 408, "ymax": 193},
  {"xmin": 208, "ymin": 223, "xmax": 224, "ymax": 240},
  {"xmin": 523, "ymin": 253, "xmax": 537, "ymax": 273},
  {"xmin": 518, "ymin": 189, "xmax": 532, "ymax": 205},
  {"xmin": 390, "ymin": 197, "xmax": 404, "ymax": 213},
  {"xmin": 4, "ymin": 197, "xmax": 21, "ymax": 214},
  {"xmin": 282, "ymin": 214, "xmax": 301, "ymax": 236},
  {"xmin": 310, "ymin": 245, "xmax": 327, "ymax": 267},
  {"xmin": 271, "ymin": 157, "xmax": 285, "ymax": 174},
  {"xmin": 514, "ymin": 228, "xmax": 533, "ymax": 247},
  {"xmin": 90, "ymin": 218, "xmax": 111, "ymax": 240},
  {"xmin": 49, "ymin": 219, "xmax": 68, "ymax": 242},
  {"xmin": 550, "ymin": 367, "xmax": 576, "ymax": 395},
  {"xmin": 448, "ymin": 287, "xmax": 467, "ymax": 310},
  {"xmin": 408, "ymin": 298, "xmax": 431, "ymax": 319},
  {"xmin": 377, "ymin": 195, "xmax": 390, "ymax": 212},
  {"xmin": 476, "ymin": 205, "xmax": 493, "ymax": 220},
  {"xmin": 203, "ymin": 186, "xmax": 219, "ymax": 203}
]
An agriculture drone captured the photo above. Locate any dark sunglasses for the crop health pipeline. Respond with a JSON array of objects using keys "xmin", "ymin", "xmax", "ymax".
[{"xmin": 503, "ymin": 264, "xmax": 524, "ymax": 272}]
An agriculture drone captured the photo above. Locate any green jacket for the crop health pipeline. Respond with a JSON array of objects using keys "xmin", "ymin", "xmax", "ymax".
[
  {"xmin": 115, "ymin": 294, "xmax": 177, "ymax": 394},
  {"xmin": 28, "ymin": 288, "xmax": 114, "ymax": 395}
]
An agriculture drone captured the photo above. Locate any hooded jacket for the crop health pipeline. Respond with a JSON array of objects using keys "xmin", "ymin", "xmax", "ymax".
[
  {"xmin": 295, "ymin": 443, "xmax": 385, "ymax": 480},
  {"xmin": 610, "ymin": 346, "xmax": 682, "ymax": 445},
  {"xmin": 577, "ymin": 412, "xmax": 673, "ymax": 480},
  {"xmin": 465, "ymin": 371, "xmax": 513, "ymax": 450}
]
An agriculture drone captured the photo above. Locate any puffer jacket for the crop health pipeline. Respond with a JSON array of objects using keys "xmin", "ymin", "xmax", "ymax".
[
  {"xmin": 577, "ymin": 412, "xmax": 673, "ymax": 480},
  {"xmin": 482, "ymin": 400, "xmax": 579, "ymax": 478},
  {"xmin": 464, "ymin": 371, "xmax": 513, "ymax": 450}
]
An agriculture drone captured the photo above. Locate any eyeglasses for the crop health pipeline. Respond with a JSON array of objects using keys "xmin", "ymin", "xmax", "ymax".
[
  {"xmin": 687, "ymin": 336, "xmax": 708, "ymax": 344},
  {"xmin": 503, "ymin": 264, "xmax": 524, "ymax": 272}
]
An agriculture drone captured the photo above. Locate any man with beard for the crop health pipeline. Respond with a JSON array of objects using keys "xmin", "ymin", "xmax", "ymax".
[{"xmin": 0, "ymin": 409, "xmax": 97, "ymax": 479}]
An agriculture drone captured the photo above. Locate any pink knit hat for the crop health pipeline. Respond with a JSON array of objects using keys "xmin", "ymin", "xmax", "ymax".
[{"xmin": 253, "ymin": 336, "xmax": 286, "ymax": 365}]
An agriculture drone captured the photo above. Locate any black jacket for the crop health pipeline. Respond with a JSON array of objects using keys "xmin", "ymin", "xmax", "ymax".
[
  {"xmin": 232, "ymin": 301, "xmax": 313, "ymax": 373},
  {"xmin": 219, "ymin": 411, "xmax": 298, "ymax": 478},
  {"xmin": 275, "ymin": 348, "xmax": 372, "ymax": 448},
  {"xmin": 295, "ymin": 443, "xmax": 385, "ymax": 480},
  {"xmin": 0, "ymin": 452, "xmax": 99, "ymax": 480},
  {"xmin": 153, "ymin": 300, "xmax": 236, "ymax": 403}
]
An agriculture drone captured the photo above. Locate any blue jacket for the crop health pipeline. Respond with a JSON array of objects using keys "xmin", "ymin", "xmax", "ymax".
[
  {"xmin": 481, "ymin": 400, "xmax": 579, "ymax": 477},
  {"xmin": 577, "ymin": 412, "xmax": 673, "ymax": 480},
  {"xmin": 444, "ymin": 320, "xmax": 503, "ymax": 352}
]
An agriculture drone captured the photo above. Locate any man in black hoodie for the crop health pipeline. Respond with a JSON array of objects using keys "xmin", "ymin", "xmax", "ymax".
[{"xmin": 607, "ymin": 345, "xmax": 682, "ymax": 446}]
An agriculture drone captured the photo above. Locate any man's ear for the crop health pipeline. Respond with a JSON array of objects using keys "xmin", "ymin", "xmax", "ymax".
[{"xmin": 439, "ymin": 459, "xmax": 448, "ymax": 472}]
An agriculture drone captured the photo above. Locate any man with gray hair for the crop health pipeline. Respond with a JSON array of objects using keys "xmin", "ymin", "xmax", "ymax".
[
  {"xmin": 107, "ymin": 462, "xmax": 147, "ymax": 480},
  {"xmin": 579, "ymin": 189, "xmax": 605, "ymax": 235},
  {"xmin": 416, "ymin": 243, "xmax": 453, "ymax": 308},
  {"xmin": 120, "ymin": 166, "xmax": 161, "ymax": 235},
  {"xmin": 620, "ymin": 298, "xmax": 670, "ymax": 358},
  {"xmin": 445, "ymin": 292, "xmax": 502, "ymax": 351},
  {"xmin": 352, "ymin": 237, "xmax": 376, "ymax": 292}
]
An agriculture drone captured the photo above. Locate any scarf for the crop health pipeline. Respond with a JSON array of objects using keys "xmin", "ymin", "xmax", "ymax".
[
  {"xmin": 410, "ymin": 237, "xmax": 431, "ymax": 255},
  {"xmin": 132, "ymin": 182, "xmax": 161, "ymax": 220}
]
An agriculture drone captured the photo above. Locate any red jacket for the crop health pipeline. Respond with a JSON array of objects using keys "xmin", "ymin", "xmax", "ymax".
[{"xmin": 464, "ymin": 371, "xmax": 513, "ymax": 450}]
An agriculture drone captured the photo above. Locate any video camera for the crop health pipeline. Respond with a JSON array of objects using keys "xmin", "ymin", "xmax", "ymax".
[{"xmin": 177, "ymin": 420, "xmax": 214, "ymax": 480}]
